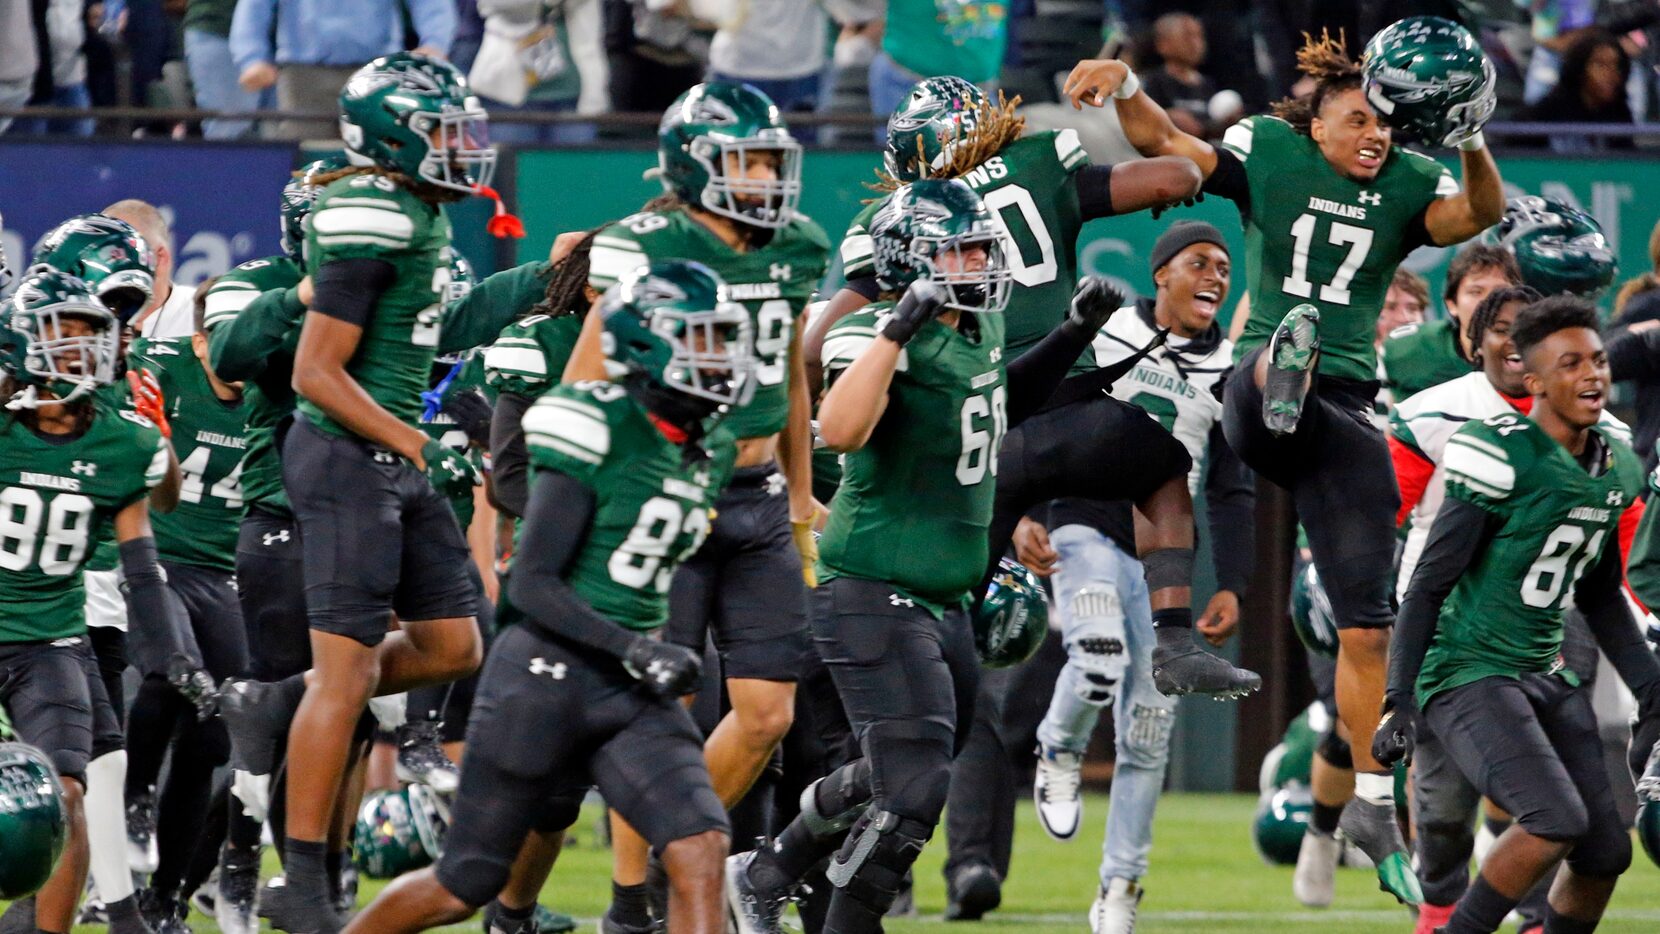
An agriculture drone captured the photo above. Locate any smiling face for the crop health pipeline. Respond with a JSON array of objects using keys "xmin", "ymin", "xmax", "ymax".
[
  {"xmin": 1310, "ymin": 86, "xmax": 1391, "ymax": 183},
  {"xmin": 1523, "ymin": 326, "xmax": 1610, "ymax": 431},
  {"xmin": 1154, "ymin": 242, "xmax": 1231, "ymax": 337},
  {"xmin": 1478, "ymin": 299, "xmax": 1529, "ymax": 397}
]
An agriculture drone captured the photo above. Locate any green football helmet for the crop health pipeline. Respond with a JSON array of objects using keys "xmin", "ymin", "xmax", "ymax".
[
  {"xmin": 1252, "ymin": 784, "xmax": 1313, "ymax": 866},
  {"xmin": 1, "ymin": 268, "xmax": 121, "ymax": 409},
  {"xmin": 1498, "ymin": 196, "xmax": 1618, "ymax": 298},
  {"xmin": 1290, "ymin": 562, "xmax": 1339, "ymax": 659},
  {"xmin": 974, "ymin": 556, "xmax": 1050, "ymax": 668},
  {"xmin": 0, "ymin": 742, "xmax": 68, "ymax": 899},
  {"xmin": 1257, "ymin": 702, "xmax": 1328, "ymax": 795},
  {"xmin": 600, "ymin": 259, "xmax": 756, "ymax": 413},
  {"xmin": 869, "ymin": 178, "xmax": 1011, "ymax": 315},
  {"xmin": 339, "ymin": 52, "xmax": 495, "ymax": 193},
  {"xmin": 883, "ymin": 76, "xmax": 988, "ymax": 183},
  {"xmin": 353, "ymin": 788, "xmax": 438, "ymax": 879},
  {"xmin": 281, "ymin": 156, "xmax": 350, "ymax": 258},
  {"xmin": 1362, "ymin": 16, "xmax": 1495, "ymax": 148},
  {"xmin": 29, "ymin": 213, "xmax": 155, "ymax": 323},
  {"xmin": 658, "ymin": 82, "xmax": 803, "ymax": 230}
]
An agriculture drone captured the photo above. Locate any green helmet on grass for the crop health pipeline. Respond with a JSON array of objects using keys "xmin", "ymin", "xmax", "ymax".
[
  {"xmin": 600, "ymin": 260, "xmax": 756, "ymax": 417},
  {"xmin": 658, "ymin": 82, "xmax": 803, "ymax": 230},
  {"xmin": 869, "ymin": 178, "xmax": 1011, "ymax": 316},
  {"xmin": 883, "ymin": 76, "xmax": 988, "ymax": 182},
  {"xmin": 1252, "ymin": 784, "xmax": 1313, "ymax": 866},
  {"xmin": 338, "ymin": 52, "xmax": 496, "ymax": 193},
  {"xmin": 29, "ymin": 213, "xmax": 155, "ymax": 324},
  {"xmin": 974, "ymin": 556, "xmax": 1049, "ymax": 668},
  {"xmin": 0, "ymin": 742, "xmax": 67, "ymax": 899},
  {"xmin": 1362, "ymin": 16, "xmax": 1495, "ymax": 148},
  {"xmin": 1290, "ymin": 562, "xmax": 1340, "ymax": 658},
  {"xmin": 1498, "ymin": 196, "xmax": 1618, "ymax": 299},
  {"xmin": 353, "ymin": 788, "xmax": 436, "ymax": 879}
]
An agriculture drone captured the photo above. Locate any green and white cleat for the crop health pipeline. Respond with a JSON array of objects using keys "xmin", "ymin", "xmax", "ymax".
[
  {"xmin": 1338, "ymin": 797, "xmax": 1423, "ymax": 906},
  {"xmin": 1263, "ymin": 304, "xmax": 1321, "ymax": 437}
]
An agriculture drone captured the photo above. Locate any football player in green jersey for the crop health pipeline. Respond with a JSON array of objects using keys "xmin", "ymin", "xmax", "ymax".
[
  {"xmin": 212, "ymin": 52, "xmax": 500, "ymax": 933},
  {"xmin": 1380, "ymin": 244, "xmax": 1519, "ymax": 400},
  {"xmin": 810, "ymin": 78, "xmax": 1252, "ymax": 702},
  {"xmin": 1064, "ymin": 28, "xmax": 1505, "ymax": 891},
  {"xmin": 122, "ymin": 295, "xmax": 251, "ymax": 931},
  {"xmin": 343, "ymin": 260, "xmax": 750, "ymax": 934},
  {"xmin": 29, "ymin": 213, "xmax": 157, "ymax": 325},
  {"xmin": 560, "ymin": 82, "xmax": 832, "ymax": 927},
  {"xmin": 0, "ymin": 269, "xmax": 186, "ymax": 934},
  {"xmin": 1378, "ymin": 296, "xmax": 1660, "ymax": 934}
]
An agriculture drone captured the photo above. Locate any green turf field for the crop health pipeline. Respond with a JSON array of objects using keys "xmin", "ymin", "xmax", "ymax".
[{"xmin": 15, "ymin": 792, "xmax": 1660, "ymax": 932}]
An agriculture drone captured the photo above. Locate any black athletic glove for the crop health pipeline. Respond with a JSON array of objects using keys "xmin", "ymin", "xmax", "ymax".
[
  {"xmin": 1371, "ymin": 691, "xmax": 1419, "ymax": 768},
  {"xmin": 1066, "ymin": 276, "xmax": 1127, "ymax": 333},
  {"xmin": 441, "ymin": 388, "xmax": 494, "ymax": 449},
  {"xmin": 878, "ymin": 280, "xmax": 947, "ymax": 346},
  {"xmin": 167, "ymin": 658, "xmax": 221, "ymax": 722},
  {"xmin": 1151, "ymin": 191, "xmax": 1205, "ymax": 220},
  {"xmin": 623, "ymin": 638, "xmax": 703, "ymax": 699}
]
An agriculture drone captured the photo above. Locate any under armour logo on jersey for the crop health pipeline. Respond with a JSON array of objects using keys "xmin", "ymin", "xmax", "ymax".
[
  {"xmin": 528, "ymin": 657, "xmax": 568, "ymax": 680},
  {"xmin": 372, "ymin": 451, "xmax": 398, "ymax": 465},
  {"xmin": 889, "ymin": 594, "xmax": 914, "ymax": 607},
  {"xmin": 262, "ymin": 530, "xmax": 291, "ymax": 546},
  {"xmin": 765, "ymin": 472, "xmax": 787, "ymax": 497},
  {"xmin": 1358, "ymin": 190, "xmax": 1382, "ymax": 206},
  {"xmin": 1609, "ymin": 490, "xmax": 1624, "ymax": 506},
  {"xmin": 770, "ymin": 263, "xmax": 792, "ymax": 282},
  {"xmin": 70, "ymin": 461, "xmax": 97, "ymax": 477}
]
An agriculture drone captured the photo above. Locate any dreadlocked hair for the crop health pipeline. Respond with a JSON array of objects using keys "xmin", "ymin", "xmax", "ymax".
[
  {"xmin": 641, "ymin": 192, "xmax": 688, "ymax": 213},
  {"xmin": 869, "ymin": 92, "xmax": 1027, "ymax": 196},
  {"xmin": 529, "ymin": 229, "xmax": 601, "ymax": 319},
  {"xmin": 1269, "ymin": 30, "xmax": 1364, "ymax": 136},
  {"xmin": 308, "ymin": 165, "xmax": 468, "ymax": 204},
  {"xmin": 1466, "ymin": 285, "xmax": 1541, "ymax": 366}
]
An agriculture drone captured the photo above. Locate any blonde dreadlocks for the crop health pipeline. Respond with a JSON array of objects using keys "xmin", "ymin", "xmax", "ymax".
[
  {"xmin": 1269, "ymin": 30, "xmax": 1365, "ymax": 137},
  {"xmin": 869, "ymin": 93, "xmax": 1027, "ymax": 196}
]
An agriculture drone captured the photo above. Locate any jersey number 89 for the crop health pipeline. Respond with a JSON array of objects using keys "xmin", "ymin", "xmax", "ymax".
[
  {"xmin": 0, "ymin": 488, "xmax": 93, "ymax": 576},
  {"xmin": 609, "ymin": 496, "xmax": 711, "ymax": 592}
]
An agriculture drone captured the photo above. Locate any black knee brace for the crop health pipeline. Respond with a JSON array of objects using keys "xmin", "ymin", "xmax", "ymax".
[
  {"xmin": 1317, "ymin": 726, "xmax": 1352, "ymax": 770},
  {"xmin": 1567, "ymin": 823, "xmax": 1633, "ymax": 879},
  {"xmin": 801, "ymin": 759, "xmax": 873, "ymax": 837},
  {"xmin": 825, "ymin": 808, "xmax": 932, "ymax": 913}
]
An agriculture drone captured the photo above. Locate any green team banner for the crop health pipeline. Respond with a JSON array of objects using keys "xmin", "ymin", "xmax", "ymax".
[{"xmin": 514, "ymin": 149, "xmax": 1656, "ymax": 324}]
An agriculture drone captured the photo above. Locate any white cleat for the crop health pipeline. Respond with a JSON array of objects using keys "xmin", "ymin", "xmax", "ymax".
[
  {"xmin": 1033, "ymin": 744, "xmax": 1084, "ymax": 841},
  {"xmin": 1293, "ymin": 829, "xmax": 1340, "ymax": 908},
  {"xmin": 1089, "ymin": 877, "xmax": 1143, "ymax": 934}
]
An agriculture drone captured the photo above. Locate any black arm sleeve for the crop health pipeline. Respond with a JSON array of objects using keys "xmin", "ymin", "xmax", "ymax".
[
  {"xmin": 506, "ymin": 471, "xmax": 641, "ymax": 660},
  {"xmin": 1076, "ymin": 164, "xmax": 1116, "ymax": 220},
  {"xmin": 1575, "ymin": 534, "xmax": 1660, "ymax": 700},
  {"xmin": 1203, "ymin": 423, "xmax": 1256, "ymax": 595},
  {"xmin": 844, "ymin": 276, "xmax": 881, "ymax": 303},
  {"xmin": 489, "ymin": 392, "xmax": 534, "ymax": 519},
  {"xmin": 1200, "ymin": 148, "xmax": 1250, "ymax": 214},
  {"xmin": 311, "ymin": 258, "xmax": 397, "ymax": 327},
  {"xmin": 1390, "ymin": 496, "xmax": 1503, "ymax": 700},
  {"xmin": 119, "ymin": 536, "xmax": 201, "ymax": 677},
  {"xmin": 1005, "ymin": 320, "xmax": 1096, "ymax": 427},
  {"xmin": 1606, "ymin": 324, "xmax": 1660, "ymax": 383}
]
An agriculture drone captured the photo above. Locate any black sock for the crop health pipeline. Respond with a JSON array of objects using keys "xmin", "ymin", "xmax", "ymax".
[
  {"xmin": 326, "ymin": 849, "xmax": 345, "ymax": 902},
  {"xmin": 275, "ymin": 673, "xmax": 308, "ymax": 712},
  {"xmin": 757, "ymin": 815, "xmax": 850, "ymax": 892},
  {"xmin": 494, "ymin": 900, "xmax": 535, "ymax": 922},
  {"xmin": 1151, "ymin": 608, "xmax": 1192, "ymax": 630},
  {"xmin": 1541, "ymin": 907, "xmax": 1598, "ymax": 934},
  {"xmin": 611, "ymin": 881, "xmax": 651, "ymax": 927},
  {"xmin": 1311, "ymin": 800, "xmax": 1343, "ymax": 836},
  {"xmin": 1446, "ymin": 876, "xmax": 1520, "ymax": 934},
  {"xmin": 284, "ymin": 838, "xmax": 329, "ymax": 894}
]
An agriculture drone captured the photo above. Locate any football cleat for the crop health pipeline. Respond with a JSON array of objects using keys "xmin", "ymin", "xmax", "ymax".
[
  {"xmin": 1415, "ymin": 902, "xmax": 1455, "ymax": 934},
  {"xmin": 127, "ymin": 788, "xmax": 160, "ymax": 873},
  {"xmin": 218, "ymin": 678, "xmax": 294, "ymax": 776},
  {"xmin": 1089, "ymin": 877, "xmax": 1143, "ymax": 934},
  {"xmin": 137, "ymin": 888, "xmax": 191, "ymax": 934},
  {"xmin": 482, "ymin": 901, "xmax": 537, "ymax": 934},
  {"xmin": 944, "ymin": 863, "xmax": 1000, "ymax": 921},
  {"xmin": 1150, "ymin": 627, "xmax": 1262, "ymax": 698},
  {"xmin": 1033, "ymin": 744, "xmax": 1084, "ymax": 841},
  {"xmin": 599, "ymin": 907, "xmax": 663, "ymax": 934},
  {"xmin": 260, "ymin": 876, "xmax": 345, "ymax": 934},
  {"xmin": 105, "ymin": 894, "xmax": 155, "ymax": 934},
  {"xmin": 1338, "ymin": 797, "xmax": 1423, "ymax": 906},
  {"xmin": 725, "ymin": 850, "xmax": 789, "ymax": 934},
  {"xmin": 1262, "ymin": 304, "xmax": 1320, "ymax": 437},
  {"xmin": 532, "ymin": 904, "xmax": 577, "ymax": 934},
  {"xmin": 215, "ymin": 847, "xmax": 261, "ymax": 934},
  {"xmin": 1292, "ymin": 829, "xmax": 1339, "ymax": 908},
  {"xmin": 394, "ymin": 720, "xmax": 460, "ymax": 793}
]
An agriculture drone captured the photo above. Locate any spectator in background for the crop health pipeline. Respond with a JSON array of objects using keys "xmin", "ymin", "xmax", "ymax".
[
  {"xmin": 1522, "ymin": 0, "xmax": 1600, "ymax": 104},
  {"xmin": 1377, "ymin": 267, "xmax": 1429, "ymax": 350},
  {"xmin": 0, "ymin": 0, "xmax": 39, "ymax": 135},
  {"xmin": 707, "ymin": 0, "xmax": 880, "ymax": 124},
  {"xmin": 185, "ymin": 0, "xmax": 274, "ymax": 139},
  {"xmin": 870, "ymin": 0, "xmax": 1009, "ymax": 129},
  {"xmin": 1518, "ymin": 28, "xmax": 1634, "ymax": 153},
  {"xmin": 453, "ymin": 0, "xmax": 487, "ymax": 72},
  {"xmin": 1141, "ymin": 12, "xmax": 1242, "ymax": 139},
  {"xmin": 230, "ymin": 0, "xmax": 457, "ymax": 141},
  {"xmin": 13, "ymin": 0, "xmax": 94, "ymax": 137},
  {"xmin": 1606, "ymin": 219, "xmax": 1660, "ymax": 471},
  {"xmin": 606, "ymin": 0, "xmax": 720, "ymax": 113},
  {"xmin": 468, "ymin": 0, "xmax": 609, "ymax": 145}
]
